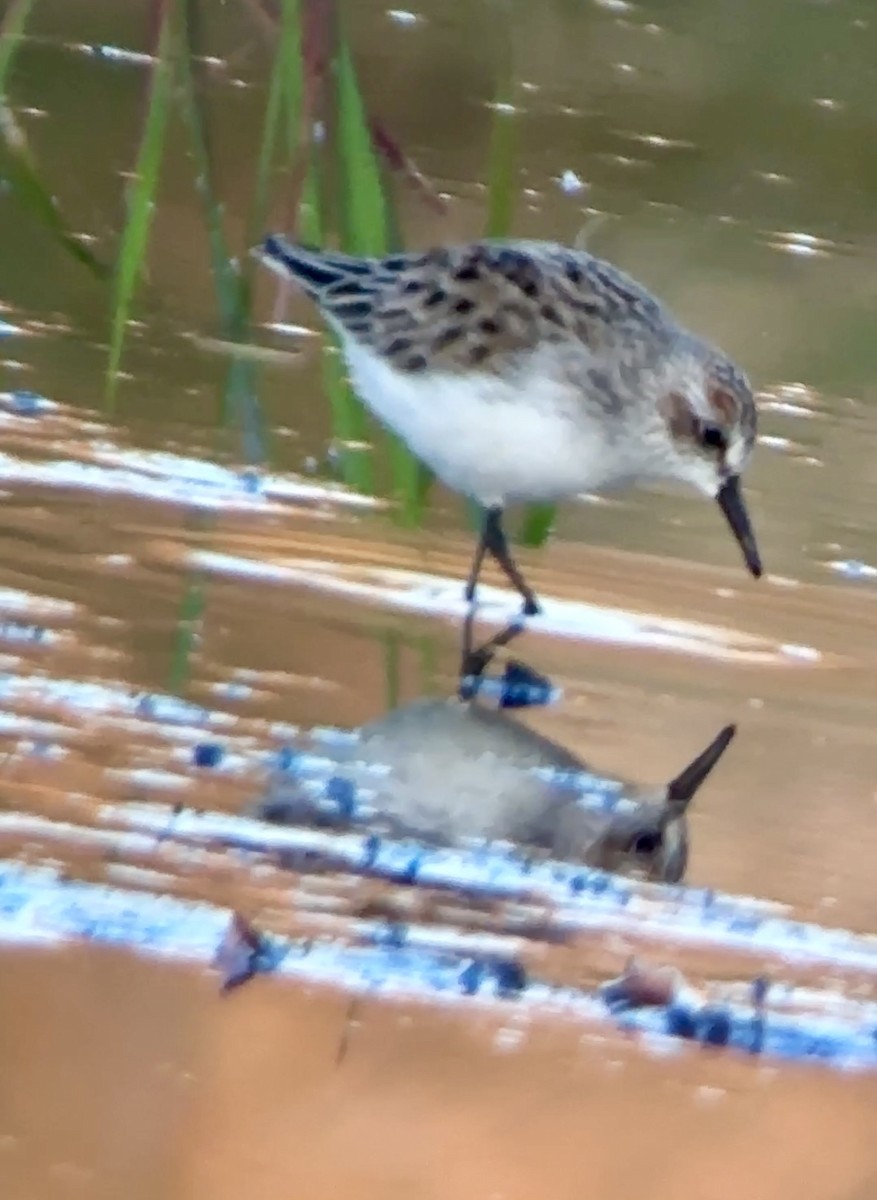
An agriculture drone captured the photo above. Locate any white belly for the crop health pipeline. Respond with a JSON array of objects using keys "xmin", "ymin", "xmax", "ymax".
[{"xmin": 342, "ymin": 341, "xmax": 628, "ymax": 507}]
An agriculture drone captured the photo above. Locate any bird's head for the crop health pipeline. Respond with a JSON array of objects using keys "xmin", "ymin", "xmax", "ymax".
[
  {"xmin": 592, "ymin": 723, "xmax": 737, "ymax": 883},
  {"xmin": 657, "ymin": 343, "xmax": 762, "ymax": 578}
]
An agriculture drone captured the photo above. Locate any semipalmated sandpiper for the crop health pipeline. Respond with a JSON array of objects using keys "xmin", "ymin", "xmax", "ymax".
[{"xmin": 257, "ymin": 236, "xmax": 763, "ymax": 635}]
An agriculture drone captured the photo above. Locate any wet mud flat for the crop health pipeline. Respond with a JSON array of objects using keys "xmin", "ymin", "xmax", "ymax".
[
  {"xmin": 1, "ymin": 681, "xmax": 877, "ymax": 1200},
  {"xmin": 1, "ymin": 939, "xmax": 875, "ymax": 1200},
  {"xmin": 0, "ymin": 409, "xmax": 873, "ymax": 1196},
  {"xmin": 2, "ymin": 0, "xmax": 877, "ymax": 1194}
]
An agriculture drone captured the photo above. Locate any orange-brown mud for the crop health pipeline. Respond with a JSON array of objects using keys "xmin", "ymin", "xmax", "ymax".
[{"xmin": 2, "ymin": 0, "xmax": 877, "ymax": 1195}]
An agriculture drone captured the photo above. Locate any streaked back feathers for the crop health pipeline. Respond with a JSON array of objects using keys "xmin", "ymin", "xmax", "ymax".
[{"xmin": 259, "ymin": 234, "xmax": 679, "ymax": 377}]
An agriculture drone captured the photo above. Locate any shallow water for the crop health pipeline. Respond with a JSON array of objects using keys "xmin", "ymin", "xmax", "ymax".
[{"xmin": 1, "ymin": 1, "xmax": 877, "ymax": 1197}]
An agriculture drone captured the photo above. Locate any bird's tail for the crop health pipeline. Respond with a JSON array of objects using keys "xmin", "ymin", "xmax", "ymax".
[{"xmin": 254, "ymin": 234, "xmax": 372, "ymax": 299}]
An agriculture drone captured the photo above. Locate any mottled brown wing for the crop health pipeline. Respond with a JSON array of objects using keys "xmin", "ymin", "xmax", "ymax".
[{"xmin": 312, "ymin": 240, "xmax": 675, "ymax": 375}]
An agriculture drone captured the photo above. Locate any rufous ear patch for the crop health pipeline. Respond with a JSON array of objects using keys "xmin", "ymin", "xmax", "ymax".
[
  {"xmin": 659, "ymin": 391, "xmax": 698, "ymax": 441},
  {"xmin": 709, "ymin": 385, "xmax": 737, "ymax": 425}
]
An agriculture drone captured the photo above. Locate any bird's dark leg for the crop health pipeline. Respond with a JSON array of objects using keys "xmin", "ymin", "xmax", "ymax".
[
  {"xmin": 465, "ymin": 506, "xmax": 540, "ymax": 615},
  {"xmin": 464, "ymin": 516, "xmax": 491, "ymax": 605},
  {"xmin": 459, "ymin": 507, "xmax": 540, "ymax": 698},
  {"xmin": 458, "ymin": 609, "xmax": 525, "ymax": 698}
]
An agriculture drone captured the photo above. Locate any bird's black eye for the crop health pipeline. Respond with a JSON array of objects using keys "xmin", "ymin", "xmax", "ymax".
[
  {"xmin": 630, "ymin": 830, "xmax": 662, "ymax": 856},
  {"xmin": 697, "ymin": 422, "xmax": 728, "ymax": 452}
]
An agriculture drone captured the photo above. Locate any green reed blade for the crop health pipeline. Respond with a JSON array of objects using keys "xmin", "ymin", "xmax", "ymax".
[
  {"xmin": 245, "ymin": 0, "xmax": 375, "ymax": 494},
  {"xmin": 177, "ymin": 0, "xmax": 266, "ymax": 461},
  {"xmin": 483, "ymin": 12, "xmax": 519, "ymax": 241},
  {"xmin": 334, "ymin": 29, "xmax": 433, "ymax": 519},
  {"xmin": 0, "ymin": 109, "xmax": 109, "ymax": 278},
  {"xmin": 483, "ymin": 47, "xmax": 557, "ymax": 548},
  {"xmin": 334, "ymin": 35, "xmax": 388, "ymax": 256},
  {"xmin": 297, "ymin": 137, "xmax": 323, "ymax": 244},
  {"xmin": 297, "ymin": 103, "xmax": 375, "ymax": 495},
  {"xmin": 518, "ymin": 502, "xmax": 556, "ymax": 548},
  {"xmin": 0, "ymin": 2, "xmax": 108, "ymax": 278},
  {"xmin": 248, "ymin": 0, "xmax": 300, "ymax": 247},
  {"xmin": 237, "ymin": 0, "xmax": 304, "ymax": 463},
  {"xmin": 287, "ymin": 4, "xmax": 376, "ymax": 491},
  {"xmin": 485, "ymin": 111, "xmax": 517, "ymax": 240},
  {"xmin": 168, "ymin": 577, "xmax": 205, "ymax": 694},
  {"xmin": 383, "ymin": 626, "xmax": 401, "ymax": 712},
  {"xmin": 332, "ymin": 30, "xmax": 387, "ymax": 475},
  {"xmin": 0, "ymin": 0, "xmax": 34, "ymax": 91},
  {"xmin": 177, "ymin": 0, "xmax": 238, "ymax": 331},
  {"xmin": 105, "ymin": 2, "xmax": 176, "ymax": 411}
]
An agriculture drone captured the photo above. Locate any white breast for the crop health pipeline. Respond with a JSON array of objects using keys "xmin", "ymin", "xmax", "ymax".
[{"xmin": 341, "ymin": 340, "xmax": 636, "ymax": 507}]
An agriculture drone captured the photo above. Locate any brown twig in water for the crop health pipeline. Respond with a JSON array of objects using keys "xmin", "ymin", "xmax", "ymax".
[
  {"xmin": 214, "ymin": 910, "xmax": 266, "ymax": 992},
  {"xmin": 370, "ymin": 118, "xmax": 447, "ymax": 215},
  {"xmin": 335, "ymin": 994, "xmax": 361, "ymax": 1066}
]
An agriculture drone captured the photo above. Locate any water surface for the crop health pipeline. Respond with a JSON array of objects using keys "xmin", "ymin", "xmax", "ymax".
[{"xmin": 1, "ymin": 2, "xmax": 876, "ymax": 1197}]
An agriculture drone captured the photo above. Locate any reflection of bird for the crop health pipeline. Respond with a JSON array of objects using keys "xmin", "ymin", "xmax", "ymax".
[
  {"xmin": 258, "ymin": 236, "xmax": 762, "ymax": 624},
  {"xmin": 255, "ymin": 696, "xmax": 736, "ymax": 884}
]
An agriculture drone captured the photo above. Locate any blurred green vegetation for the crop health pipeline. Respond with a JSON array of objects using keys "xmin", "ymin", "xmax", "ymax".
[
  {"xmin": 0, "ymin": 0, "xmax": 561, "ymax": 689},
  {"xmin": 0, "ymin": 0, "xmax": 557, "ymax": 536}
]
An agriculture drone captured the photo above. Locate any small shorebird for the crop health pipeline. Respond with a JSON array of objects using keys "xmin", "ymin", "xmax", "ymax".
[{"xmin": 257, "ymin": 236, "xmax": 763, "ymax": 632}]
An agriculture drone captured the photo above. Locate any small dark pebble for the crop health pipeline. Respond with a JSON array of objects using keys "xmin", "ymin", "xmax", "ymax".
[
  {"xmin": 8, "ymin": 390, "xmax": 48, "ymax": 416},
  {"xmin": 193, "ymin": 742, "xmax": 223, "ymax": 769},
  {"xmin": 493, "ymin": 958, "xmax": 527, "ymax": 999},
  {"xmin": 460, "ymin": 959, "xmax": 486, "ymax": 995},
  {"xmin": 398, "ymin": 853, "xmax": 421, "ymax": 885},
  {"xmin": 215, "ymin": 913, "xmax": 269, "ymax": 992},
  {"xmin": 325, "ymin": 775, "xmax": 356, "ymax": 820},
  {"xmin": 275, "ymin": 746, "xmax": 300, "ymax": 772},
  {"xmin": 278, "ymin": 847, "xmax": 329, "ymax": 872},
  {"xmin": 259, "ymin": 797, "xmax": 304, "ymax": 825},
  {"xmin": 700, "ymin": 1006, "xmax": 732, "ymax": 1047},
  {"xmin": 499, "ymin": 660, "xmax": 555, "ymax": 709},
  {"xmin": 361, "ymin": 834, "xmax": 381, "ymax": 869},
  {"xmin": 729, "ymin": 915, "xmax": 762, "ymax": 936},
  {"xmin": 666, "ymin": 1003, "xmax": 699, "ymax": 1040}
]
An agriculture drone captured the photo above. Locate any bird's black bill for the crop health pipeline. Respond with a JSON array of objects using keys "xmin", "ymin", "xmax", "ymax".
[
  {"xmin": 716, "ymin": 476, "xmax": 762, "ymax": 578},
  {"xmin": 665, "ymin": 724, "xmax": 737, "ymax": 811}
]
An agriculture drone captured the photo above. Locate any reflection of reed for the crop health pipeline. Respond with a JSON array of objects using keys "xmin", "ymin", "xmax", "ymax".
[
  {"xmin": 173, "ymin": 541, "xmax": 820, "ymax": 670},
  {"xmin": 137, "ymin": 518, "xmax": 830, "ymax": 676}
]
